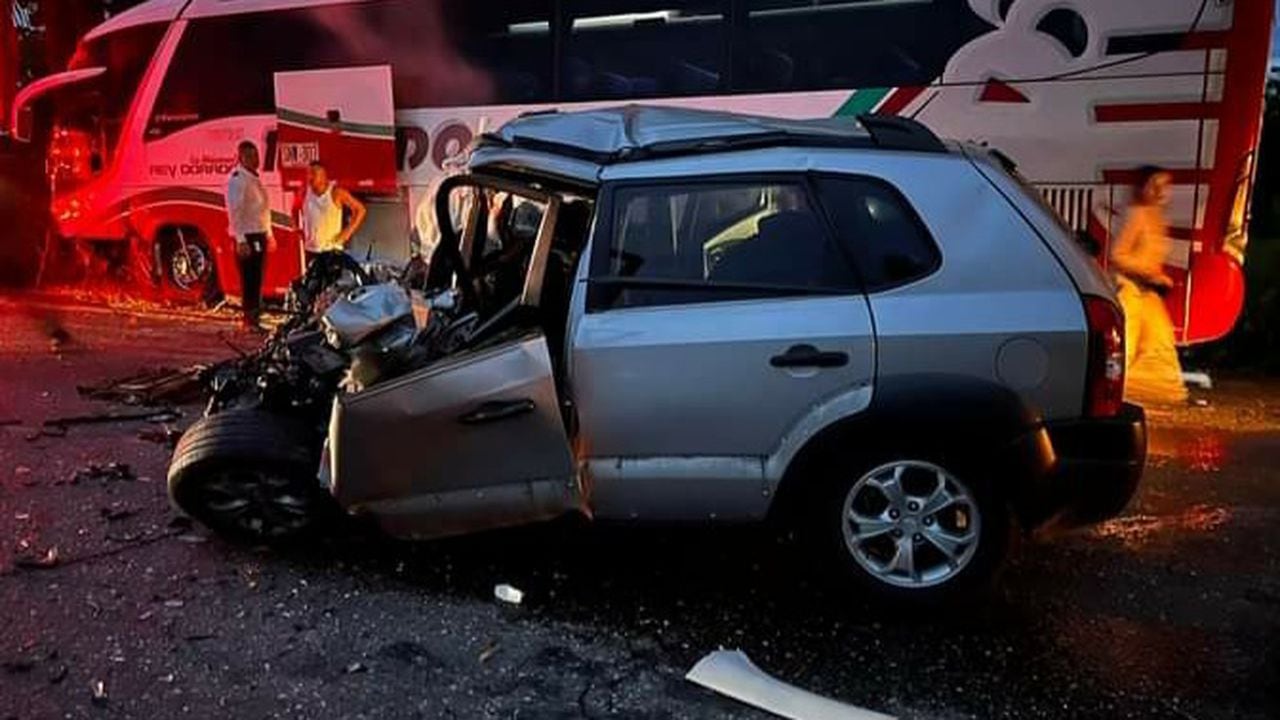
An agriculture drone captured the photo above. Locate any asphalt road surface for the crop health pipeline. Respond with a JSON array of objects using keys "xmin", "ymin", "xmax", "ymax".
[{"xmin": 1, "ymin": 292, "xmax": 1277, "ymax": 720}]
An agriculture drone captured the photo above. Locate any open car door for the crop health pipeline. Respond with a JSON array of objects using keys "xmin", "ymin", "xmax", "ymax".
[{"xmin": 326, "ymin": 178, "xmax": 579, "ymax": 539}]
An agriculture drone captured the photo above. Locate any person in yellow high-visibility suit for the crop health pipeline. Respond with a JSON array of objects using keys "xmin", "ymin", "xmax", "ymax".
[{"xmin": 1110, "ymin": 167, "xmax": 1188, "ymax": 406}]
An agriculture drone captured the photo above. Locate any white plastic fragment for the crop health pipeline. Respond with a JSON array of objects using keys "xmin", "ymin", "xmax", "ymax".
[
  {"xmin": 686, "ymin": 649, "xmax": 895, "ymax": 720},
  {"xmin": 494, "ymin": 583, "xmax": 524, "ymax": 605},
  {"xmin": 1182, "ymin": 371, "xmax": 1213, "ymax": 390}
]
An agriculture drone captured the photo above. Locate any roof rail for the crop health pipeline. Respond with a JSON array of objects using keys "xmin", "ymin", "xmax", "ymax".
[{"xmin": 856, "ymin": 114, "xmax": 947, "ymax": 154}]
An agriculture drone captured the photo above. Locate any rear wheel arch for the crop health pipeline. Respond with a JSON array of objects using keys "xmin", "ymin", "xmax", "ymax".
[{"xmin": 767, "ymin": 374, "xmax": 1049, "ymax": 525}]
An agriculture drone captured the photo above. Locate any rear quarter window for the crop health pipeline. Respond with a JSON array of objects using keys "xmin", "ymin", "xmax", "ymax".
[{"xmin": 813, "ymin": 176, "xmax": 941, "ymax": 292}]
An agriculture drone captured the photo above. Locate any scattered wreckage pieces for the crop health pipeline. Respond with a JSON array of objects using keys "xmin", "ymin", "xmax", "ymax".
[
  {"xmin": 32, "ymin": 409, "xmax": 182, "ymax": 443},
  {"xmin": 14, "ymin": 547, "xmax": 61, "ymax": 571},
  {"xmin": 77, "ymin": 366, "xmax": 208, "ymax": 406},
  {"xmin": 69, "ymin": 462, "xmax": 137, "ymax": 486},
  {"xmin": 685, "ymin": 650, "xmax": 896, "ymax": 720}
]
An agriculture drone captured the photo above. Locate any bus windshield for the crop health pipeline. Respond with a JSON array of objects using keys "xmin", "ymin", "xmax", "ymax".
[{"xmin": 50, "ymin": 22, "xmax": 166, "ymax": 186}]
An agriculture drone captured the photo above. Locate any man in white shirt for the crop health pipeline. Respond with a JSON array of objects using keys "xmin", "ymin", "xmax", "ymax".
[{"xmin": 225, "ymin": 140, "xmax": 275, "ymax": 331}]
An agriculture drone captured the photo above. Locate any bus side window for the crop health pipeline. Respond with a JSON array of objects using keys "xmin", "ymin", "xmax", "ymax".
[
  {"xmin": 147, "ymin": 10, "xmax": 341, "ymax": 140},
  {"xmin": 731, "ymin": 0, "xmax": 992, "ymax": 93},
  {"xmin": 561, "ymin": 0, "xmax": 728, "ymax": 102}
]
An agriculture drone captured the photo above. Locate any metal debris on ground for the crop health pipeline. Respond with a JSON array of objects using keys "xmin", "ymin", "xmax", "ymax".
[
  {"xmin": 100, "ymin": 505, "xmax": 138, "ymax": 522},
  {"xmin": 44, "ymin": 408, "xmax": 181, "ymax": 431},
  {"xmin": 494, "ymin": 584, "xmax": 524, "ymax": 605},
  {"xmin": 69, "ymin": 462, "xmax": 136, "ymax": 485},
  {"xmin": 14, "ymin": 547, "xmax": 60, "ymax": 570},
  {"xmin": 137, "ymin": 425, "xmax": 182, "ymax": 447},
  {"xmin": 685, "ymin": 649, "xmax": 896, "ymax": 720},
  {"xmin": 2, "ymin": 658, "xmax": 35, "ymax": 674},
  {"xmin": 77, "ymin": 366, "xmax": 209, "ymax": 406},
  {"xmin": 344, "ymin": 661, "xmax": 368, "ymax": 674}
]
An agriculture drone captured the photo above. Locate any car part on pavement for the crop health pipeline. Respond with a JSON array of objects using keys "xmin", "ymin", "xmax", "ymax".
[{"xmin": 685, "ymin": 649, "xmax": 895, "ymax": 720}]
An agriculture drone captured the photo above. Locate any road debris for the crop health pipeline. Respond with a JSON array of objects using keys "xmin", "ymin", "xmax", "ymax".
[
  {"xmin": 14, "ymin": 547, "xmax": 60, "ymax": 570},
  {"xmin": 686, "ymin": 649, "xmax": 896, "ymax": 720},
  {"xmin": 137, "ymin": 425, "xmax": 182, "ymax": 447},
  {"xmin": 77, "ymin": 366, "xmax": 208, "ymax": 406},
  {"xmin": 494, "ymin": 584, "xmax": 524, "ymax": 605},
  {"xmin": 90, "ymin": 679, "xmax": 108, "ymax": 706},
  {"xmin": 70, "ymin": 462, "xmax": 136, "ymax": 485},
  {"xmin": 2, "ymin": 658, "xmax": 35, "ymax": 674},
  {"xmin": 100, "ymin": 504, "xmax": 139, "ymax": 522},
  {"xmin": 478, "ymin": 640, "xmax": 500, "ymax": 664},
  {"xmin": 44, "ymin": 408, "xmax": 181, "ymax": 431},
  {"xmin": 344, "ymin": 661, "xmax": 368, "ymax": 674}
]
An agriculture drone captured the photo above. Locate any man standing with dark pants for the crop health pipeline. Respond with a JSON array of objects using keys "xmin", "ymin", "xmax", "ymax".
[{"xmin": 225, "ymin": 140, "xmax": 275, "ymax": 331}]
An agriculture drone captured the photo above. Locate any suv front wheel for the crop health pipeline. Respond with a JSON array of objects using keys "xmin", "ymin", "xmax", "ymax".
[{"xmin": 820, "ymin": 456, "xmax": 1010, "ymax": 603}]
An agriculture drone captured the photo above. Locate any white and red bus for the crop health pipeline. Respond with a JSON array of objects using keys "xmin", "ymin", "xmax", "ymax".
[{"xmin": 10, "ymin": 0, "xmax": 1274, "ymax": 343}]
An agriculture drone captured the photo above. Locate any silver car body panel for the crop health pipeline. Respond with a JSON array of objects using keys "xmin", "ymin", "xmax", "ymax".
[
  {"xmin": 571, "ymin": 293, "xmax": 876, "ymax": 520},
  {"xmin": 686, "ymin": 649, "xmax": 896, "ymax": 720},
  {"xmin": 469, "ymin": 146, "xmax": 603, "ymax": 186},
  {"xmin": 329, "ymin": 333, "xmax": 579, "ymax": 539},
  {"xmin": 962, "ymin": 146, "xmax": 1118, "ymax": 302},
  {"xmin": 481, "ymin": 105, "xmax": 872, "ymax": 160}
]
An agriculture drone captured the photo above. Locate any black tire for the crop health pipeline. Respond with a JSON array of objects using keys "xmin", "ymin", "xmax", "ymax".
[
  {"xmin": 156, "ymin": 227, "xmax": 219, "ymax": 304},
  {"xmin": 809, "ymin": 446, "xmax": 1012, "ymax": 606},
  {"xmin": 168, "ymin": 410, "xmax": 334, "ymax": 544}
]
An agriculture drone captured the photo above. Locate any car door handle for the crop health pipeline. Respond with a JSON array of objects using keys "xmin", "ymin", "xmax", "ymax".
[
  {"xmin": 458, "ymin": 399, "xmax": 536, "ymax": 425},
  {"xmin": 770, "ymin": 344, "xmax": 849, "ymax": 369}
]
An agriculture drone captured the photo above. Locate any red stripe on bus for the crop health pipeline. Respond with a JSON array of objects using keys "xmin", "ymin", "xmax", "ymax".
[
  {"xmin": 1094, "ymin": 102, "xmax": 1221, "ymax": 123},
  {"xmin": 1102, "ymin": 168, "xmax": 1209, "ymax": 186},
  {"xmin": 876, "ymin": 86, "xmax": 925, "ymax": 116}
]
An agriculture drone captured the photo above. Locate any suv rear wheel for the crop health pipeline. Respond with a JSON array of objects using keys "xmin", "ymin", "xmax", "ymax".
[{"xmin": 818, "ymin": 455, "xmax": 1010, "ymax": 603}]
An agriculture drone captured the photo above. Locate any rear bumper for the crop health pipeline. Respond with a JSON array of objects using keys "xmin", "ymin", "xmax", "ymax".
[{"xmin": 1022, "ymin": 403, "xmax": 1147, "ymax": 532}]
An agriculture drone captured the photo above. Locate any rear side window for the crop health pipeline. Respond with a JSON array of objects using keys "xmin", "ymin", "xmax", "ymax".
[
  {"xmin": 590, "ymin": 179, "xmax": 860, "ymax": 310},
  {"xmin": 814, "ymin": 176, "xmax": 940, "ymax": 292}
]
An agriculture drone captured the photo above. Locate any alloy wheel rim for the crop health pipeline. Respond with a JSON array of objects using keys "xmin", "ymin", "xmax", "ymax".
[
  {"xmin": 170, "ymin": 244, "xmax": 210, "ymax": 290},
  {"xmin": 841, "ymin": 460, "xmax": 981, "ymax": 589},
  {"xmin": 200, "ymin": 470, "xmax": 313, "ymax": 538}
]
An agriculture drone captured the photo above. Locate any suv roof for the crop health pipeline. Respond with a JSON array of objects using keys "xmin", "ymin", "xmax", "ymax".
[{"xmin": 475, "ymin": 105, "xmax": 949, "ymax": 169}]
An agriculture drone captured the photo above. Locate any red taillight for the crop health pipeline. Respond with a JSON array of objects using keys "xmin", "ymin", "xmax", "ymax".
[{"xmin": 1084, "ymin": 295, "xmax": 1125, "ymax": 417}]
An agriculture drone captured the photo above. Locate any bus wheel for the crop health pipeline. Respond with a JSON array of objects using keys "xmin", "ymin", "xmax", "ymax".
[{"xmin": 158, "ymin": 227, "xmax": 218, "ymax": 303}]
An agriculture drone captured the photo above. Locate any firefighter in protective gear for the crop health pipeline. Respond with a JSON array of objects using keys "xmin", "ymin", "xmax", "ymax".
[{"xmin": 1110, "ymin": 167, "xmax": 1188, "ymax": 405}]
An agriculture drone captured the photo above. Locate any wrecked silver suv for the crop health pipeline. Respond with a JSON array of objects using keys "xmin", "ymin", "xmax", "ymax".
[{"xmin": 169, "ymin": 106, "xmax": 1146, "ymax": 600}]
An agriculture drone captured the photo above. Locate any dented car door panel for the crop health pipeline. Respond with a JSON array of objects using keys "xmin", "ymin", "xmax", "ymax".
[{"xmin": 329, "ymin": 333, "xmax": 577, "ymax": 538}]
